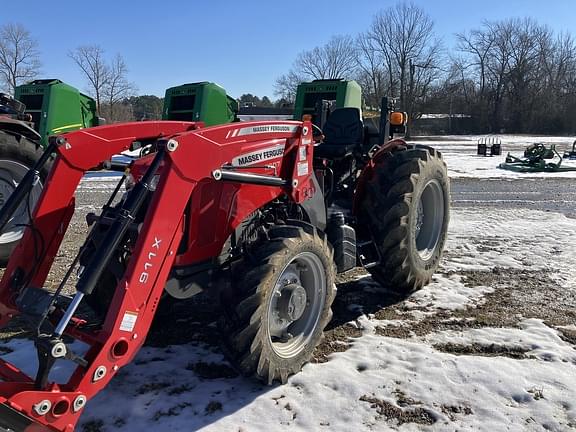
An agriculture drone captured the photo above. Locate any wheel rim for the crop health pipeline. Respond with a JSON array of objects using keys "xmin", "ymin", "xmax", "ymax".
[
  {"xmin": 0, "ymin": 160, "xmax": 43, "ymax": 244},
  {"xmin": 415, "ymin": 179, "xmax": 445, "ymax": 261},
  {"xmin": 267, "ymin": 251, "xmax": 326, "ymax": 359}
]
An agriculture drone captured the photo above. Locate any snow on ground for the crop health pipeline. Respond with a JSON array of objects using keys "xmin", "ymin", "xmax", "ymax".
[
  {"xmin": 1, "ymin": 206, "xmax": 574, "ymax": 431},
  {"xmin": 1, "ymin": 134, "xmax": 575, "ymax": 431},
  {"xmin": 77, "ymin": 207, "xmax": 576, "ymax": 431},
  {"xmin": 417, "ymin": 134, "xmax": 576, "ymax": 179}
]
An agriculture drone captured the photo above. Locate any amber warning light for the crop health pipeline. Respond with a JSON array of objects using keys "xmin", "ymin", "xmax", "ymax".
[{"xmin": 389, "ymin": 111, "xmax": 407, "ymax": 126}]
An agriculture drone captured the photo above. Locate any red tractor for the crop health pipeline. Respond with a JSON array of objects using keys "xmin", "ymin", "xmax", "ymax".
[{"xmin": 0, "ymin": 103, "xmax": 448, "ymax": 431}]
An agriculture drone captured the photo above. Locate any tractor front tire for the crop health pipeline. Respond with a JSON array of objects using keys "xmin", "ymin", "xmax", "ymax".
[
  {"xmin": 0, "ymin": 131, "xmax": 49, "ymax": 266},
  {"xmin": 359, "ymin": 145, "xmax": 449, "ymax": 294},
  {"xmin": 220, "ymin": 224, "xmax": 336, "ymax": 384}
]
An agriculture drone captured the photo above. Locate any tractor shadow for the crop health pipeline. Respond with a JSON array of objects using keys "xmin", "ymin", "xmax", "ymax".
[{"xmin": 313, "ymin": 270, "xmax": 411, "ymax": 363}]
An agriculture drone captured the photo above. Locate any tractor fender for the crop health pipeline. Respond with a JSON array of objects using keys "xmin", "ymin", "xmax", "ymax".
[
  {"xmin": 299, "ymin": 173, "xmax": 326, "ymax": 231},
  {"xmin": 352, "ymin": 138, "xmax": 407, "ymax": 215},
  {"xmin": 0, "ymin": 117, "xmax": 41, "ymax": 143}
]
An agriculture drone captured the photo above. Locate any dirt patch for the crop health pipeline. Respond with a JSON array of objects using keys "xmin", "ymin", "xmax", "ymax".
[
  {"xmin": 0, "ymin": 315, "xmax": 33, "ymax": 341},
  {"xmin": 433, "ymin": 342, "xmax": 530, "ymax": 359},
  {"xmin": 81, "ymin": 419, "xmax": 104, "ymax": 432},
  {"xmin": 312, "ymin": 323, "xmax": 362, "ymax": 363},
  {"xmin": 152, "ymin": 402, "xmax": 192, "ymax": 421},
  {"xmin": 204, "ymin": 400, "xmax": 223, "ymax": 415},
  {"xmin": 375, "ymin": 325, "xmax": 412, "ymax": 339},
  {"xmin": 375, "ymin": 268, "xmax": 575, "ymax": 338},
  {"xmin": 167, "ymin": 384, "xmax": 195, "ymax": 395},
  {"xmin": 359, "ymin": 395, "xmax": 436, "ymax": 425},
  {"xmin": 555, "ymin": 327, "xmax": 576, "ymax": 346},
  {"xmin": 311, "ymin": 269, "xmax": 407, "ymax": 362},
  {"xmin": 441, "ymin": 404, "xmax": 473, "ymax": 421},
  {"xmin": 392, "ymin": 389, "xmax": 420, "ymax": 407}
]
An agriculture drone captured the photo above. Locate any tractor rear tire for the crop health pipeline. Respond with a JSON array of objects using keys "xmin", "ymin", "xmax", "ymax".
[
  {"xmin": 220, "ymin": 223, "xmax": 336, "ymax": 384},
  {"xmin": 0, "ymin": 131, "xmax": 50, "ymax": 266},
  {"xmin": 359, "ymin": 145, "xmax": 449, "ymax": 294}
]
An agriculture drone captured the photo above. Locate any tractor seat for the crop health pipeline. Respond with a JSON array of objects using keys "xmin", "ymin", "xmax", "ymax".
[{"xmin": 314, "ymin": 108, "xmax": 363, "ymax": 159}]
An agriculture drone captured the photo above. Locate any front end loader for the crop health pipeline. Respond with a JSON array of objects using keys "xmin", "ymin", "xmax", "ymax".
[{"xmin": 0, "ymin": 98, "xmax": 449, "ymax": 431}]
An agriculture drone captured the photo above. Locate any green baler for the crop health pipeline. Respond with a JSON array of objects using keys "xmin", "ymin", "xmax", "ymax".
[
  {"xmin": 292, "ymin": 79, "xmax": 362, "ymax": 124},
  {"xmin": 163, "ymin": 81, "xmax": 238, "ymax": 126},
  {"xmin": 0, "ymin": 79, "xmax": 100, "ymax": 264},
  {"xmin": 15, "ymin": 79, "xmax": 100, "ymax": 146}
]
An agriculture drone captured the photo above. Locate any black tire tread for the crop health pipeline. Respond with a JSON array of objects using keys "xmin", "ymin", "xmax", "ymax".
[
  {"xmin": 220, "ymin": 223, "xmax": 336, "ymax": 384},
  {"xmin": 0, "ymin": 130, "xmax": 51, "ymax": 265},
  {"xmin": 360, "ymin": 146, "xmax": 449, "ymax": 294}
]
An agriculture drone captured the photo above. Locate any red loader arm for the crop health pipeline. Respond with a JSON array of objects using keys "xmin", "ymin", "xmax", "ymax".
[{"xmin": 0, "ymin": 119, "xmax": 315, "ymax": 431}]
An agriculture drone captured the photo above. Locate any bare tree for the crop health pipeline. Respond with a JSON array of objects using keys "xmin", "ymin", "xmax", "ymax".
[
  {"xmin": 274, "ymin": 35, "xmax": 357, "ymax": 102},
  {"xmin": 102, "ymin": 54, "xmax": 136, "ymax": 122},
  {"xmin": 68, "ymin": 45, "xmax": 109, "ymax": 113},
  {"xmin": 355, "ymin": 33, "xmax": 390, "ymax": 109},
  {"xmin": 370, "ymin": 3, "xmax": 441, "ymax": 106},
  {"xmin": 0, "ymin": 23, "xmax": 41, "ymax": 94},
  {"xmin": 274, "ymin": 70, "xmax": 305, "ymax": 103},
  {"xmin": 295, "ymin": 35, "xmax": 357, "ymax": 80},
  {"xmin": 456, "ymin": 29, "xmax": 495, "ymax": 96},
  {"xmin": 369, "ymin": 2, "xmax": 443, "ymax": 135}
]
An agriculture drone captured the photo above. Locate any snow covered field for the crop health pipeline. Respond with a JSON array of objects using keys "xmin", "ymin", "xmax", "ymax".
[
  {"xmin": 420, "ymin": 134, "xmax": 576, "ymax": 179},
  {"xmin": 1, "ymin": 134, "xmax": 575, "ymax": 431},
  {"xmin": 72, "ymin": 206, "xmax": 575, "ymax": 432}
]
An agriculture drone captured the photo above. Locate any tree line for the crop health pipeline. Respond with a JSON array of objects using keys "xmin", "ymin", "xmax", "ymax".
[
  {"xmin": 275, "ymin": 2, "xmax": 576, "ymax": 135},
  {"xmin": 3, "ymin": 4, "xmax": 576, "ymax": 134}
]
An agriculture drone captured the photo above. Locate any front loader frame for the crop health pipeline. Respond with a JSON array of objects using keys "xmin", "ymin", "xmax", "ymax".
[{"xmin": 0, "ymin": 119, "xmax": 315, "ymax": 431}]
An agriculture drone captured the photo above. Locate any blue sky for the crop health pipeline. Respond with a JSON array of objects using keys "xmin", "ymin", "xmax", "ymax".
[{"xmin": 2, "ymin": 0, "xmax": 575, "ymax": 99}]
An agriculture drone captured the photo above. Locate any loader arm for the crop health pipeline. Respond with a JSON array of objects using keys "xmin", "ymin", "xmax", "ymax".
[{"xmin": 0, "ymin": 119, "xmax": 314, "ymax": 431}]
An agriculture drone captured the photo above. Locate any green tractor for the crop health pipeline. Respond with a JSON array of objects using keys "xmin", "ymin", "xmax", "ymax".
[{"xmin": 0, "ymin": 79, "xmax": 101, "ymax": 264}]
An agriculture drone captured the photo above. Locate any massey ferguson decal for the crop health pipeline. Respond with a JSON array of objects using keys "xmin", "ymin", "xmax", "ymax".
[
  {"xmin": 232, "ymin": 144, "xmax": 286, "ymax": 166},
  {"xmin": 226, "ymin": 124, "xmax": 299, "ymax": 138}
]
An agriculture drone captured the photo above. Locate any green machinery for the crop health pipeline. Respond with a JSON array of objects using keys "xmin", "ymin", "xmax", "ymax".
[
  {"xmin": 0, "ymin": 79, "xmax": 101, "ymax": 263},
  {"xmin": 163, "ymin": 79, "xmax": 364, "ymax": 128},
  {"xmin": 499, "ymin": 143, "xmax": 576, "ymax": 173},
  {"xmin": 163, "ymin": 81, "xmax": 238, "ymax": 126},
  {"xmin": 292, "ymin": 79, "xmax": 362, "ymax": 123},
  {"xmin": 14, "ymin": 79, "xmax": 101, "ymax": 146}
]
